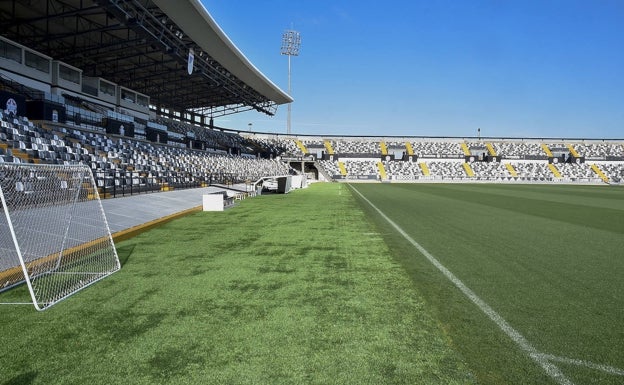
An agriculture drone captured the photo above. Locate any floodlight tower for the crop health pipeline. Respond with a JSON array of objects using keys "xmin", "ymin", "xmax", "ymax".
[{"xmin": 281, "ymin": 29, "xmax": 301, "ymax": 135}]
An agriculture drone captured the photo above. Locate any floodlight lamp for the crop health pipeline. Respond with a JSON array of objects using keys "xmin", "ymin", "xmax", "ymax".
[
  {"xmin": 281, "ymin": 28, "xmax": 301, "ymax": 135},
  {"xmin": 281, "ymin": 30, "xmax": 301, "ymax": 56}
]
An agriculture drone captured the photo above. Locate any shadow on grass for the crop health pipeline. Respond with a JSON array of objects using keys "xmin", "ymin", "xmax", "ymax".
[
  {"xmin": 148, "ymin": 345, "xmax": 205, "ymax": 382},
  {"xmin": 97, "ymin": 309, "xmax": 167, "ymax": 343},
  {"xmin": 2, "ymin": 371, "xmax": 38, "ymax": 385},
  {"xmin": 115, "ymin": 243, "xmax": 136, "ymax": 267}
]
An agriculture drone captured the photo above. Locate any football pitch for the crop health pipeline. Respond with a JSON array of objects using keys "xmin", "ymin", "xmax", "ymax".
[
  {"xmin": 1, "ymin": 182, "xmax": 622, "ymax": 385},
  {"xmin": 349, "ymin": 183, "xmax": 624, "ymax": 385}
]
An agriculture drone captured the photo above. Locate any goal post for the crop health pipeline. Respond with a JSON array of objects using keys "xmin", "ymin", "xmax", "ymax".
[{"xmin": 0, "ymin": 163, "xmax": 120, "ymax": 311}]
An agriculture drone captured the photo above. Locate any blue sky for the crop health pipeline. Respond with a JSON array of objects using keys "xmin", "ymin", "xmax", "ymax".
[{"xmin": 200, "ymin": 1, "xmax": 623, "ymax": 138}]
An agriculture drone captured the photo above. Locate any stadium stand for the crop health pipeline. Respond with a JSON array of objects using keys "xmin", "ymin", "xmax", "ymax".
[
  {"xmin": 410, "ymin": 140, "xmax": 463, "ymax": 158},
  {"xmin": 572, "ymin": 142, "xmax": 624, "ymax": 160},
  {"xmin": 470, "ymin": 161, "xmax": 514, "ymax": 181},
  {"xmin": 0, "ymin": 111, "xmax": 291, "ymax": 196},
  {"xmin": 252, "ymin": 136, "xmax": 300, "ymax": 158},
  {"xmin": 598, "ymin": 163, "xmax": 624, "ymax": 183},
  {"xmin": 334, "ymin": 139, "xmax": 381, "ymax": 155},
  {"xmin": 343, "ymin": 160, "xmax": 379, "ymax": 180},
  {"xmin": 383, "ymin": 161, "xmax": 425, "ymax": 181},
  {"xmin": 426, "ymin": 161, "xmax": 466, "ymax": 180},
  {"xmin": 317, "ymin": 160, "xmax": 340, "ymax": 177},
  {"xmin": 3, "ymin": 100, "xmax": 622, "ymax": 187},
  {"xmin": 492, "ymin": 141, "xmax": 545, "ymax": 159},
  {"xmin": 310, "ymin": 141, "xmax": 624, "ymax": 184}
]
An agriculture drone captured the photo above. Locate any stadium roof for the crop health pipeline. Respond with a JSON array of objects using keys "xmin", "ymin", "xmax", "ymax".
[{"xmin": 0, "ymin": 0, "xmax": 292, "ymax": 117}]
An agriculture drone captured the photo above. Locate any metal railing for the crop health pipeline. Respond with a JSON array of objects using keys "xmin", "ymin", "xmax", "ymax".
[{"xmin": 92, "ymin": 170, "xmax": 246, "ymax": 198}]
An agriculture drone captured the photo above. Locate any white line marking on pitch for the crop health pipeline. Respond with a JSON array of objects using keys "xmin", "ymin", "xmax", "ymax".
[
  {"xmin": 539, "ymin": 354, "xmax": 624, "ymax": 377},
  {"xmin": 350, "ymin": 185, "xmax": 624, "ymax": 382},
  {"xmin": 349, "ymin": 185, "xmax": 575, "ymax": 385}
]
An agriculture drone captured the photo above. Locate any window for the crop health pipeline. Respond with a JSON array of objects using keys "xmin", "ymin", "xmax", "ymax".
[
  {"xmin": 121, "ymin": 89, "xmax": 135, "ymax": 103},
  {"xmin": 99, "ymin": 80, "xmax": 116, "ymax": 97},
  {"xmin": 0, "ymin": 40, "xmax": 22, "ymax": 63},
  {"xmin": 24, "ymin": 50, "xmax": 50, "ymax": 73},
  {"xmin": 59, "ymin": 64, "xmax": 80, "ymax": 84},
  {"xmin": 136, "ymin": 94, "xmax": 148, "ymax": 107}
]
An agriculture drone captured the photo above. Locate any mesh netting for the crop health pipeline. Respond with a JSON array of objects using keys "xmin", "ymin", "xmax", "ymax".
[{"xmin": 0, "ymin": 163, "xmax": 119, "ymax": 310}]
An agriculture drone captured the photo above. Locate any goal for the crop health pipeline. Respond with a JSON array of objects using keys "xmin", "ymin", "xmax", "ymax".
[{"xmin": 0, "ymin": 163, "xmax": 120, "ymax": 311}]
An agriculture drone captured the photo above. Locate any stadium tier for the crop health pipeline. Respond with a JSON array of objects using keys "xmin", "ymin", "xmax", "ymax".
[
  {"xmin": 1, "ymin": 110, "xmax": 624, "ymax": 188},
  {"xmin": 275, "ymin": 137, "xmax": 623, "ymax": 184},
  {"xmin": 0, "ymin": 112, "xmax": 292, "ymax": 196}
]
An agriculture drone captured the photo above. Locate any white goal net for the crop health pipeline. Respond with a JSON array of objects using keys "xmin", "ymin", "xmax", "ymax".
[{"xmin": 0, "ymin": 163, "xmax": 119, "ymax": 311}]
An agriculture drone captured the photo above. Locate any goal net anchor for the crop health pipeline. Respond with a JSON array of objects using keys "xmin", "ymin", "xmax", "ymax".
[{"xmin": 0, "ymin": 163, "xmax": 120, "ymax": 311}]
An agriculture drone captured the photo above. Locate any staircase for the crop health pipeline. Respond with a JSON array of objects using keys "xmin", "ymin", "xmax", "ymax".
[
  {"xmin": 462, "ymin": 162, "xmax": 475, "ymax": 177},
  {"xmin": 377, "ymin": 161, "xmax": 387, "ymax": 180},
  {"xmin": 590, "ymin": 164, "xmax": 609, "ymax": 183},
  {"xmin": 323, "ymin": 140, "xmax": 334, "ymax": 155},
  {"xmin": 405, "ymin": 142, "xmax": 414, "ymax": 156},
  {"xmin": 567, "ymin": 144, "xmax": 580, "ymax": 158},
  {"xmin": 315, "ymin": 161, "xmax": 335, "ymax": 181},
  {"xmin": 541, "ymin": 143, "xmax": 553, "ymax": 157},
  {"xmin": 505, "ymin": 163, "xmax": 518, "ymax": 177},
  {"xmin": 486, "ymin": 143, "xmax": 497, "ymax": 156},
  {"xmin": 338, "ymin": 161, "xmax": 347, "ymax": 176},
  {"xmin": 548, "ymin": 163, "xmax": 562, "ymax": 178},
  {"xmin": 461, "ymin": 143, "xmax": 471, "ymax": 156},
  {"xmin": 380, "ymin": 141, "xmax": 388, "ymax": 156},
  {"xmin": 295, "ymin": 139, "xmax": 308, "ymax": 155}
]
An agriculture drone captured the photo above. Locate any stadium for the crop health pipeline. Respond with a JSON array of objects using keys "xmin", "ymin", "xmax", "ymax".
[{"xmin": 0, "ymin": 1, "xmax": 623, "ymax": 385}]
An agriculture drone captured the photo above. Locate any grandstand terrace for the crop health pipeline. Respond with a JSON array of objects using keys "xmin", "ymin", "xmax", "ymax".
[
  {"xmin": 266, "ymin": 135, "xmax": 623, "ymax": 184},
  {"xmin": 1, "ymin": 96, "xmax": 623, "ymax": 188},
  {"xmin": 0, "ymin": 112, "xmax": 291, "ymax": 196}
]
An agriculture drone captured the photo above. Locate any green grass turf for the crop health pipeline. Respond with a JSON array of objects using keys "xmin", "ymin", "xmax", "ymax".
[
  {"xmin": 350, "ymin": 183, "xmax": 624, "ymax": 385},
  {"xmin": 0, "ymin": 183, "xmax": 474, "ymax": 385}
]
